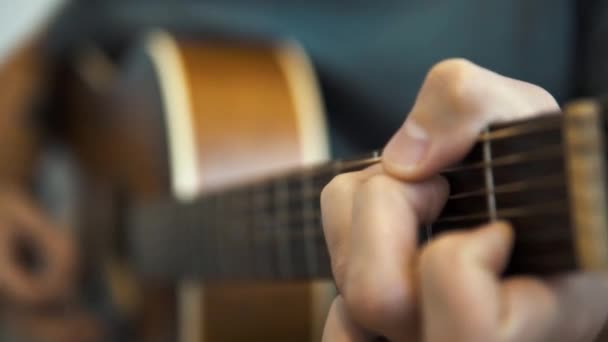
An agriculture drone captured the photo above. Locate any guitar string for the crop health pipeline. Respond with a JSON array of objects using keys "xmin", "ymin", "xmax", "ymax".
[
  {"xmin": 447, "ymin": 173, "xmax": 564, "ymax": 199},
  {"xmin": 222, "ymin": 201, "xmax": 570, "ymax": 238},
  {"xmin": 222, "ymin": 145, "xmax": 562, "ymax": 210},
  {"xmin": 137, "ymin": 160, "xmax": 570, "ymax": 268},
  {"xmin": 192, "ymin": 205, "xmax": 573, "ymax": 279},
  {"xmin": 441, "ymin": 144, "xmax": 562, "ymax": 173},
  {"xmin": 155, "ymin": 137, "xmax": 570, "ymax": 227},
  {"xmin": 178, "ymin": 183, "xmax": 571, "ymax": 277},
  {"xmin": 181, "ymin": 186, "xmax": 570, "ymax": 243},
  {"xmin": 161, "ymin": 200, "xmax": 575, "ymax": 278},
  {"xmin": 240, "ymin": 173, "xmax": 568, "ymax": 216},
  {"xmin": 193, "ymin": 159, "xmax": 568, "ymax": 224},
  {"xmin": 134, "ymin": 111, "xmax": 567, "ymax": 220},
  {"xmin": 142, "ymin": 170, "xmax": 570, "ymax": 274},
  {"xmin": 195, "ymin": 116, "xmax": 565, "ymax": 197},
  {"xmin": 137, "ymin": 114, "xmax": 584, "ymax": 276},
  {"xmin": 133, "ymin": 115, "xmax": 580, "ymax": 270}
]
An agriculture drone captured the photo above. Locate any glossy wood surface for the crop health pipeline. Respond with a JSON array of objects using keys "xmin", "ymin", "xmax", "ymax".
[
  {"xmin": 56, "ymin": 45, "xmax": 177, "ymax": 341},
  {"xmin": 175, "ymin": 37, "xmax": 314, "ymax": 342}
]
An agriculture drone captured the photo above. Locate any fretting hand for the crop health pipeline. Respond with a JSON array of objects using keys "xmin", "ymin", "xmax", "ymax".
[{"xmin": 321, "ymin": 59, "xmax": 608, "ymax": 342}]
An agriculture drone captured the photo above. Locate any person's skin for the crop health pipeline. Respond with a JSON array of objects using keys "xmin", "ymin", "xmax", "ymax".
[
  {"xmin": 321, "ymin": 59, "xmax": 608, "ymax": 341},
  {"xmin": 0, "ymin": 37, "xmax": 101, "ymax": 341},
  {"xmin": 0, "ymin": 190, "xmax": 100, "ymax": 342}
]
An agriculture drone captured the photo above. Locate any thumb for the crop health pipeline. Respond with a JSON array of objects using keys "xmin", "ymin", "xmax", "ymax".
[{"xmin": 382, "ymin": 59, "xmax": 559, "ymax": 181}]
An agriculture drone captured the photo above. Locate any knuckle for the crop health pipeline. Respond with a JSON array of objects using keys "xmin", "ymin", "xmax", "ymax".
[
  {"xmin": 407, "ymin": 176, "xmax": 450, "ymax": 222},
  {"xmin": 420, "ymin": 232, "xmax": 467, "ymax": 274},
  {"xmin": 528, "ymin": 83, "xmax": 559, "ymax": 109},
  {"xmin": 427, "ymin": 58, "xmax": 476, "ymax": 85},
  {"xmin": 320, "ymin": 173, "xmax": 356, "ymax": 211},
  {"xmin": 358, "ymin": 174, "xmax": 400, "ymax": 201},
  {"xmin": 425, "ymin": 58, "xmax": 481, "ymax": 113},
  {"xmin": 343, "ymin": 272, "xmax": 415, "ymax": 329}
]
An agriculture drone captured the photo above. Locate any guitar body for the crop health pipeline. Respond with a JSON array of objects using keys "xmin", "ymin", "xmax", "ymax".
[{"xmin": 58, "ymin": 31, "xmax": 334, "ymax": 341}]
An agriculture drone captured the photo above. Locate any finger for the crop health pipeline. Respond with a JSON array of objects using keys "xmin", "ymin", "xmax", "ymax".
[
  {"xmin": 321, "ymin": 164, "xmax": 383, "ymax": 288},
  {"xmin": 502, "ymin": 273, "xmax": 608, "ymax": 342},
  {"xmin": 0, "ymin": 192, "xmax": 76, "ymax": 304},
  {"xmin": 322, "ymin": 296, "xmax": 369, "ymax": 342},
  {"xmin": 419, "ymin": 222, "xmax": 513, "ymax": 342},
  {"xmin": 343, "ymin": 173, "xmax": 448, "ymax": 340},
  {"xmin": 0, "ymin": 219, "xmax": 48, "ymax": 303},
  {"xmin": 382, "ymin": 58, "xmax": 560, "ymax": 181}
]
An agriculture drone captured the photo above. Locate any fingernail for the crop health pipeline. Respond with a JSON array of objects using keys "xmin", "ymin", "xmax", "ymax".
[{"xmin": 383, "ymin": 119, "xmax": 429, "ymax": 173}]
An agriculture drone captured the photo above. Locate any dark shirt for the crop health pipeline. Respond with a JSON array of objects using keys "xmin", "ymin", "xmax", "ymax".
[{"xmin": 48, "ymin": 0, "xmax": 608, "ymax": 157}]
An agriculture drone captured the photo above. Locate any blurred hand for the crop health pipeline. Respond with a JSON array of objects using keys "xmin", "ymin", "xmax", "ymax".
[
  {"xmin": 0, "ymin": 189, "xmax": 76, "ymax": 305},
  {"xmin": 0, "ymin": 189, "xmax": 101, "ymax": 341},
  {"xmin": 321, "ymin": 59, "xmax": 608, "ymax": 341}
]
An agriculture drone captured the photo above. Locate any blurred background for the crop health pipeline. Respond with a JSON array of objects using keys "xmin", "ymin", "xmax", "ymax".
[{"xmin": 0, "ymin": 0, "xmax": 604, "ymax": 341}]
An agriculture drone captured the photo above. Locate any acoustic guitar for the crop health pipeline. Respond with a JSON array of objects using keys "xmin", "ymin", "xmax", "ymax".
[
  {"xmin": 57, "ymin": 31, "xmax": 608, "ymax": 341},
  {"xmin": 58, "ymin": 30, "xmax": 332, "ymax": 341}
]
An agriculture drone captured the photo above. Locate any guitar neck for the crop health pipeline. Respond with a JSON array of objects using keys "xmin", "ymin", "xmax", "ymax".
[{"xmin": 127, "ymin": 99, "xmax": 608, "ymax": 282}]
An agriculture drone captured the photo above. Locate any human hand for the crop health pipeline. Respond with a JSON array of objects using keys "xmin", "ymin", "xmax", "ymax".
[
  {"xmin": 321, "ymin": 59, "xmax": 608, "ymax": 341},
  {"xmin": 0, "ymin": 189, "xmax": 102, "ymax": 341},
  {"xmin": 0, "ymin": 189, "xmax": 76, "ymax": 305}
]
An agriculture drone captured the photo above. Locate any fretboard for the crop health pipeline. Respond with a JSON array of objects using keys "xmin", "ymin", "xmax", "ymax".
[{"xmin": 127, "ymin": 100, "xmax": 608, "ymax": 282}]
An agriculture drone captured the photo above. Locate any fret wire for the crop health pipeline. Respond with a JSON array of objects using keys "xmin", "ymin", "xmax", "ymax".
[
  {"xmin": 203, "ymin": 173, "xmax": 569, "ymax": 224},
  {"xmin": 274, "ymin": 178, "xmax": 292, "ymax": 278},
  {"xmin": 214, "ymin": 196, "xmax": 229, "ymax": 276},
  {"xmin": 184, "ymin": 203, "xmax": 202, "ymax": 277},
  {"xmin": 194, "ymin": 202, "xmax": 210, "ymax": 276},
  {"xmin": 190, "ymin": 148, "xmax": 559, "ymax": 222},
  {"xmin": 227, "ymin": 208, "xmax": 575, "ymax": 241},
  {"xmin": 252, "ymin": 183, "xmax": 279, "ymax": 275},
  {"xmin": 285, "ymin": 114, "xmax": 561, "ymax": 183},
  {"xmin": 134, "ymin": 115, "xmax": 574, "ymax": 274},
  {"xmin": 196, "ymin": 178, "xmax": 571, "ymax": 240},
  {"xmin": 425, "ymin": 224, "xmax": 433, "ymax": 242},
  {"xmin": 169, "ymin": 115, "xmax": 564, "ymax": 210},
  {"xmin": 448, "ymin": 174, "xmax": 565, "ymax": 199},
  {"xmin": 286, "ymin": 114, "xmax": 561, "ymax": 183},
  {"xmin": 302, "ymin": 172, "xmax": 318, "ymax": 277},
  {"xmin": 266, "ymin": 225, "xmax": 575, "ymax": 245},
  {"xmin": 293, "ymin": 133, "xmax": 564, "ymax": 179},
  {"xmin": 483, "ymin": 127, "xmax": 497, "ymax": 221},
  {"xmin": 246, "ymin": 216, "xmax": 575, "ymax": 241},
  {"xmin": 203, "ymin": 196, "xmax": 570, "ymax": 242},
  {"xmin": 244, "ymin": 189, "xmax": 254, "ymax": 277},
  {"xmin": 251, "ymin": 185, "xmax": 273, "ymax": 277},
  {"xmin": 181, "ymin": 137, "xmax": 568, "ymax": 225},
  {"xmin": 193, "ymin": 141, "xmax": 568, "ymax": 215},
  {"xmin": 130, "ymin": 112, "xmax": 587, "ymax": 278},
  {"xmin": 434, "ymin": 201, "xmax": 567, "ymax": 224},
  {"xmin": 479, "ymin": 115, "xmax": 561, "ymax": 142}
]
